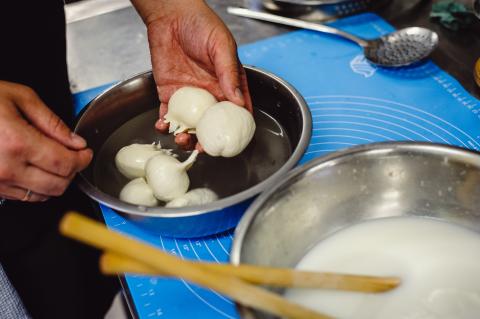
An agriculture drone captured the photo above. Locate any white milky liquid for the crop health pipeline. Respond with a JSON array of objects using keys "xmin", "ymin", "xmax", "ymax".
[{"xmin": 284, "ymin": 217, "xmax": 480, "ymax": 319}]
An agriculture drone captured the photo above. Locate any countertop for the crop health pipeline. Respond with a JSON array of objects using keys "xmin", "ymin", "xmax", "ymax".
[{"xmin": 66, "ymin": 0, "xmax": 480, "ymax": 98}]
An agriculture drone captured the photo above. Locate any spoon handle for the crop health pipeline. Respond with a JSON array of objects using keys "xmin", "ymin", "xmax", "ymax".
[
  {"xmin": 227, "ymin": 7, "xmax": 368, "ymax": 47},
  {"xmin": 100, "ymin": 252, "xmax": 400, "ymax": 293},
  {"xmin": 60, "ymin": 212, "xmax": 331, "ymax": 319}
]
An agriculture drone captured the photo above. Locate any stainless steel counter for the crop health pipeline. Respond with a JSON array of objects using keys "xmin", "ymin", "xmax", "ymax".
[
  {"xmin": 66, "ymin": 0, "xmax": 288, "ymax": 93},
  {"xmin": 66, "ymin": 4, "xmax": 150, "ymax": 93}
]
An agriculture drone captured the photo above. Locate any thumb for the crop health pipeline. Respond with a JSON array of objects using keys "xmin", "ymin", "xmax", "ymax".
[
  {"xmin": 212, "ymin": 39, "xmax": 246, "ymax": 107},
  {"xmin": 14, "ymin": 87, "xmax": 87, "ymax": 150},
  {"xmin": 155, "ymin": 102, "xmax": 170, "ymax": 133}
]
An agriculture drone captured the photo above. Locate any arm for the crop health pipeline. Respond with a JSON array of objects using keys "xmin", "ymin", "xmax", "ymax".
[{"xmin": 131, "ymin": 0, "xmax": 252, "ymax": 149}]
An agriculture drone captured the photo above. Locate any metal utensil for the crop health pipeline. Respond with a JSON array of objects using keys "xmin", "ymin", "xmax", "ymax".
[
  {"xmin": 272, "ymin": 0, "xmax": 348, "ymax": 4},
  {"xmin": 231, "ymin": 142, "xmax": 480, "ymax": 318},
  {"xmin": 228, "ymin": 7, "xmax": 439, "ymax": 67},
  {"xmin": 74, "ymin": 67, "xmax": 311, "ymax": 237},
  {"xmin": 260, "ymin": 0, "xmax": 392, "ymax": 22}
]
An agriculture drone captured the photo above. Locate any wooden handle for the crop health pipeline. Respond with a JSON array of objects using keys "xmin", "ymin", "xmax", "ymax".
[
  {"xmin": 100, "ymin": 252, "xmax": 399, "ymax": 293},
  {"xmin": 60, "ymin": 212, "xmax": 331, "ymax": 319}
]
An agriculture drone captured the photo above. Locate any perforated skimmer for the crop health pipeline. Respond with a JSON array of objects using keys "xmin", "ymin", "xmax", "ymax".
[{"xmin": 228, "ymin": 7, "xmax": 439, "ymax": 67}]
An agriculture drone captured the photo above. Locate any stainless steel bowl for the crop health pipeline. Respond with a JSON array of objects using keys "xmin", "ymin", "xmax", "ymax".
[
  {"xmin": 231, "ymin": 142, "xmax": 480, "ymax": 318},
  {"xmin": 74, "ymin": 66, "xmax": 311, "ymax": 237},
  {"xmin": 260, "ymin": 0, "xmax": 392, "ymax": 21}
]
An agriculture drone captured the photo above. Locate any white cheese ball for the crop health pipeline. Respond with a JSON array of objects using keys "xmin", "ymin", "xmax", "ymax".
[
  {"xmin": 165, "ymin": 87, "xmax": 217, "ymax": 135},
  {"xmin": 115, "ymin": 144, "xmax": 162, "ymax": 179},
  {"xmin": 119, "ymin": 178, "xmax": 158, "ymax": 207},
  {"xmin": 145, "ymin": 151, "xmax": 198, "ymax": 202},
  {"xmin": 196, "ymin": 101, "xmax": 256, "ymax": 157},
  {"xmin": 166, "ymin": 188, "xmax": 218, "ymax": 208}
]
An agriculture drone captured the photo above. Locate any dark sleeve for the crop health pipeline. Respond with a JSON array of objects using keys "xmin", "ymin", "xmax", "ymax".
[
  {"xmin": 0, "ymin": 0, "xmax": 73, "ymax": 125},
  {"xmin": 0, "ymin": 3, "xmax": 119, "ymax": 318}
]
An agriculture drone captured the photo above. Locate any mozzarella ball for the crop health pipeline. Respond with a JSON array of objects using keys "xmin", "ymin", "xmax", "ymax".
[
  {"xmin": 119, "ymin": 178, "xmax": 158, "ymax": 207},
  {"xmin": 196, "ymin": 101, "xmax": 256, "ymax": 157},
  {"xmin": 145, "ymin": 151, "xmax": 198, "ymax": 202},
  {"xmin": 165, "ymin": 87, "xmax": 217, "ymax": 135},
  {"xmin": 166, "ymin": 188, "xmax": 218, "ymax": 208},
  {"xmin": 115, "ymin": 144, "xmax": 162, "ymax": 179}
]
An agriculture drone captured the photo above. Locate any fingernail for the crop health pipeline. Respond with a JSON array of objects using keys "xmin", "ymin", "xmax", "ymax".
[
  {"xmin": 155, "ymin": 119, "xmax": 169, "ymax": 133},
  {"xmin": 195, "ymin": 143, "xmax": 204, "ymax": 153},
  {"xmin": 70, "ymin": 132, "xmax": 86, "ymax": 147},
  {"xmin": 234, "ymin": 88, "xmax": 244, "ymax": 104}
]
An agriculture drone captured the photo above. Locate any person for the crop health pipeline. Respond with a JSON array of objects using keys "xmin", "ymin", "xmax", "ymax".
[
  {"xmin": 133, "ymin": 0, "xmax": 252, "ymax": 150},
  {"xmin": 0, "ymin": 0, "xmax": 251, "ymax": 318}
]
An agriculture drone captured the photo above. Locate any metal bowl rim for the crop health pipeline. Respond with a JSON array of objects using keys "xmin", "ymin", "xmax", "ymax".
[
  {"xmin": 230, "ymin": 141, "xmax": 480, "ymax": 265},
  {"xmin": 269, "ymin": 0, "xmax": 358, "ymax": 5},
  {"xmin": 75, "ymin": 66, "xmax": 312, "ymax": 218}
]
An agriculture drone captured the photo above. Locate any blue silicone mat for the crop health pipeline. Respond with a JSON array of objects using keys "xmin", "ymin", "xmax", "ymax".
[{"xmin": 74, "ymin": 13, "xmax": 480, "ymax": 319}]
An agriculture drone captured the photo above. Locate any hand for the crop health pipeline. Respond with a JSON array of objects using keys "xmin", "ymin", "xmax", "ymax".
[
  {"xmin": 0, "ymin": 81, "xmax": 92, "ymax": 202},
  {"xmin": 132, "ymin": 0, "xmax": 252, "ymax": 149}
]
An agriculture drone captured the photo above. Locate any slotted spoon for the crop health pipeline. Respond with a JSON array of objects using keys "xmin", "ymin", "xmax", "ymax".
[{"xmin": 228, "ymin": 7, "xmax": 439, "ymax": 67}]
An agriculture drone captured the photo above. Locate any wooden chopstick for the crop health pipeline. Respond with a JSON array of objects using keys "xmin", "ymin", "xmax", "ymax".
[
  {"xmin": 100, "ymin": 251, "xmax": 400, "ymax": 293},
  {"xmin": 60, "ymin": 212, "xmax": 331, "ymax": 319}
]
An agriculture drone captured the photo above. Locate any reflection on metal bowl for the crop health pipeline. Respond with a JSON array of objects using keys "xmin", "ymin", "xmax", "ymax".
[
  {"xmin": 260, "ymin": 0, "xmax": 392, "ymax": 21},
  {"xmin": 231, "ymin": 142, "xmax": 480, "ymax": 318},
  {"xmin": 74, "ymin": 66, "xmax": 311, "ymax": 237}
]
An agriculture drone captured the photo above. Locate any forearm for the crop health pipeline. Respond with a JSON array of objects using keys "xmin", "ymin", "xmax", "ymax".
[{"xmin": 130, "ymin": 0, "xmax": 208, "ymax": 25}]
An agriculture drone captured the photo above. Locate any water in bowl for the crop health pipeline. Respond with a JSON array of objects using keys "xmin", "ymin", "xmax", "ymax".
[{"xmin": 93, "ymin": 108, "xmax": 292, "ymax": 202}]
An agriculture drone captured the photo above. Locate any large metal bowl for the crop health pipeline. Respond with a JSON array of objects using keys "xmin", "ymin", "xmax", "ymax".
[
  {"xmin": 260, "ymin": 0, "xmax": 392, "ymax": 21},
  {"xmin": 74, "ymin": 66, "xmax": 311, "ymax": 237},
  {"xmin": 231, "ymin": 142, "xmax": 480, "ymax": 318}
]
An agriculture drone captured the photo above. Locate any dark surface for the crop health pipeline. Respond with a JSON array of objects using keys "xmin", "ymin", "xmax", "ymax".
[
  {"xmin": 0, "ymin": 1, "xmax": 119, "ymax": 318},
  {"xmin": 0, "ymin": 187, "xmax": 119, "ymax": 319},
  {"xmin": 382, "ymin": 0, "xmax": 480, "ymax": 98}
]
